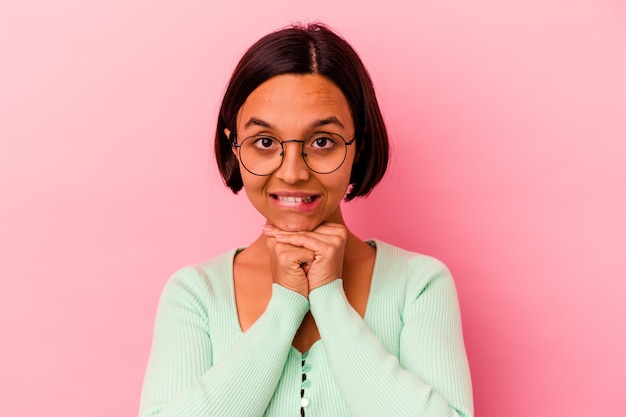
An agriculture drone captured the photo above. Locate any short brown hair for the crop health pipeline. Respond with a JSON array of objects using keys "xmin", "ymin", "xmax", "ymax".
[{"xmin": 214, "ymin": 23, "xmax": 389, "ymax": 201}]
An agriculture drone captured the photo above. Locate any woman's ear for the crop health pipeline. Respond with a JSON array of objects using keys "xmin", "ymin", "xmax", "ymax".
[
  {"xmin": 224, "ymin": 128, "xmax": 238, "ymax": 156},
  {"xmin": 356, "ymin": 126, "xmax": 367, "ymax": 164}
]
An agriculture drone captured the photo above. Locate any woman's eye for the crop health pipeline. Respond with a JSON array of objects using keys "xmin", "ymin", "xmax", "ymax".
[
  {"xmin": 253, "ymin": 136, "xmax": 276, "ymax": 149},
  {"xmin": 311, "ymin": 135, "xmax": 335, "ymax": 149}
]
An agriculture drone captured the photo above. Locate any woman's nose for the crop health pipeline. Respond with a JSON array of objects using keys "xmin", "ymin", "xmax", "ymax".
[{"xmin": 274, "ymin": 142, "xmax": 310, "ymax": 183}]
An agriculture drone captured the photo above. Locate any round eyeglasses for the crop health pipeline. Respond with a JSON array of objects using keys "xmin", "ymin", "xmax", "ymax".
[{"xmin": 231, "ymin": 132, "xmax": 356, "ymax": 176}]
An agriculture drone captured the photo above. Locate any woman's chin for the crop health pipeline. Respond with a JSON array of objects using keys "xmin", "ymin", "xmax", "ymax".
[{"xmin": 270, "ymin": 217, "xmax": 320, "ymax": 232}]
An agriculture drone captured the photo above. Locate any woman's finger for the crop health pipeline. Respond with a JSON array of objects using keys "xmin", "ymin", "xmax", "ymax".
[{"xmin": 263, "ymin": 224, "xmax": 347, "ymax": 251}]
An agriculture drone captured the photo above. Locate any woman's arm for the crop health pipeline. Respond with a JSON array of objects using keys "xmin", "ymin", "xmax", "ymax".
[
  {"xmin": 139, "ymin": 267, "xmax": 309, "ymax": 417},
  {"xmin": 308, "ymin": 257, "xmax": 473, "ymax": 417}
]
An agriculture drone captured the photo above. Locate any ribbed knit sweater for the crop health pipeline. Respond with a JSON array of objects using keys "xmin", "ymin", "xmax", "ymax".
[{"xmin": 139, "ymin": 239, "xmax": 473, "ymax": 417}]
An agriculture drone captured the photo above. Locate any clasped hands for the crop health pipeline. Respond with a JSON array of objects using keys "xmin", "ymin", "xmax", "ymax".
[{"xmin": 264, "ymin": 222, "xmax": 347, "ymax": 298}]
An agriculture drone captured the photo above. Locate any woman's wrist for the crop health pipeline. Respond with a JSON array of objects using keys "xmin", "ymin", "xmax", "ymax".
[{"xmin": 308, "ymin": 276, "xmax": 342, "ymax": 293}]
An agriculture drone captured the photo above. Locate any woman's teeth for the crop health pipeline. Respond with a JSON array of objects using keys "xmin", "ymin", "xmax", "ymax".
[{"xmin": 275, "ymin": 195, "xmax": 315, "ymax": 204}]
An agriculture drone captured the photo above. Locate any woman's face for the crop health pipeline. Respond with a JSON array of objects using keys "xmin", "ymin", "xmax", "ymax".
[{"xmin": 229, "ymin": 74, "xmax": 355, "ymax": 232}]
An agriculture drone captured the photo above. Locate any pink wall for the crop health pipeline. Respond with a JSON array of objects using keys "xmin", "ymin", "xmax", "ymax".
[{"xmin": 1, "ymin": 1, "xmax": 625, "ymax": 416}]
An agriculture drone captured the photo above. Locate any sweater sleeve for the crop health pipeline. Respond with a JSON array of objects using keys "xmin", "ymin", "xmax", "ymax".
[
  {"xmin": 308, "ymin": 256, "xmax": 473, "ymax": 417},
  {"xmin": 139, "ymin": 267, "xmax": 309, "ymax": 417}
]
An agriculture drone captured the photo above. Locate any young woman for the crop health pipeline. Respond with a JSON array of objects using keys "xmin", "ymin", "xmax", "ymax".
[{"xmin": 139, "ymin": 23, "xmax": 473, "ymax": 417}]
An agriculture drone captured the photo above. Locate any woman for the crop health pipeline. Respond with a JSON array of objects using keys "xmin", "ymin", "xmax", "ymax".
[{"xmin": 139, "ymin": 23, "xmax": 473, "ymax": 417}]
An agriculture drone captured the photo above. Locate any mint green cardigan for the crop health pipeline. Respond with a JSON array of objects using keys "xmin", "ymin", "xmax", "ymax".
[{"xmin": 139, "ymin": 240, "xmax": 473, "ymax": 417}]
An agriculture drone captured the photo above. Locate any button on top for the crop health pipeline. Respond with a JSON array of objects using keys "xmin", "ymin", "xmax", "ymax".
[{"xmin": 301, "ymin": 351, "xmax": 309, "ymax": 359}]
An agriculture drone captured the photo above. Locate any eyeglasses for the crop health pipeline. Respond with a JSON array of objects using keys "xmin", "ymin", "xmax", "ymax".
[{"xmin": 231, "ymin": 132, "xmax": 356, "ymax": 176}]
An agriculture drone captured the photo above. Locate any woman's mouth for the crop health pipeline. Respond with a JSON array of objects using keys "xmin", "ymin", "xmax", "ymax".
[{"xmin": 270, "ymin": 194, "xmax": 320, "ymax": 210}]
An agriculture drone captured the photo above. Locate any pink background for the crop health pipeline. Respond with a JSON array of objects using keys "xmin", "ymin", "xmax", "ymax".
[{"xmin": 1, "ymin": 0, "xmax": 625, "ymax": 416}]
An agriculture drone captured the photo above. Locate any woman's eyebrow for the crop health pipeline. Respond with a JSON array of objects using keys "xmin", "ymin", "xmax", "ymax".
[
  {"xmin": 309, "ymin": 117, "xmax": 344, "ymax": 130},
  {"xmin": 244, "ymin": 117, "xmax": 274, "ymax": 129}
]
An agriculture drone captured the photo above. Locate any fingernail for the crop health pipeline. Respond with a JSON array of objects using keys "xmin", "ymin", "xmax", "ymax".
[{"xmin": 263, "ymin": 225, "xmax": 273, "ymax": 232}]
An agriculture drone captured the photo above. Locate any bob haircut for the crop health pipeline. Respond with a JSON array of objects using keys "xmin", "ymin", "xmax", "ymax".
[{"xmin": 214, "ymin": 23, "xmax": 389, "ymax": 201}]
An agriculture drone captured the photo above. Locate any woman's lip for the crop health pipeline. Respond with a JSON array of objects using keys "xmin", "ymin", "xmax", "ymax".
[{"xmin": 269, "ymin": 191, "xmax": 320, "ymax": 197}]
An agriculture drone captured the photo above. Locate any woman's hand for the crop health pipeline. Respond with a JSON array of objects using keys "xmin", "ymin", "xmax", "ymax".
[
  {"xmin": 265, "ymin": 233, "xmax": 313, "ymax": 298},
  {"xmin": 264, "ymin": 222, "xmax": 347, "ymax": 293}
]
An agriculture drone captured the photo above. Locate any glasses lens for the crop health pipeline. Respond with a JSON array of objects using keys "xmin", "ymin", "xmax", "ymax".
[
  {"xmin": 303, "ymin": 132, "xmax": 347, "ymax": 174},
  {"xmin": 239, "ymin": 136, "xmax": 283, "ymax": 175}
]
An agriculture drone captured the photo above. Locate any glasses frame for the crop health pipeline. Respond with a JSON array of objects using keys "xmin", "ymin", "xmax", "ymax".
[{"xmin": 231, "ymin": 132, "xmax": 356, "ymax": 176}]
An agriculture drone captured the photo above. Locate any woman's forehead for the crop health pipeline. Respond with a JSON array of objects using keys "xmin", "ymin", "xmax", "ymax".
[{"xmin": 237, "ymin": 74, "xmax": 352, "ymax": 132}]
